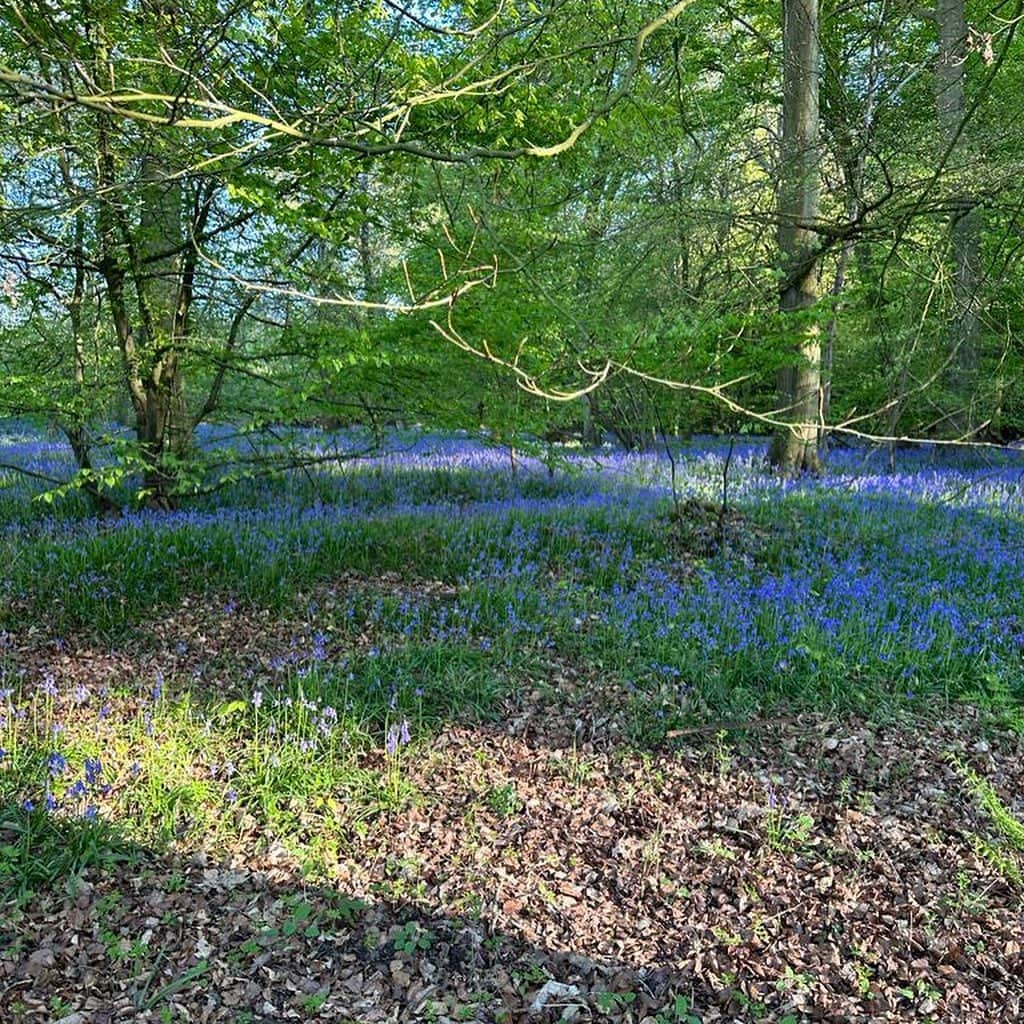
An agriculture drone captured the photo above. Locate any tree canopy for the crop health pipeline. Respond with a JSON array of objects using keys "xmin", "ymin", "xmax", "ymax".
[{"xmin": 2, "ymin": 0, "xmax": 1023, "ymax": 502}]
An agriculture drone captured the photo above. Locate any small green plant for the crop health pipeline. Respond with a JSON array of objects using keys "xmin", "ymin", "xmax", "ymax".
[
  {"xmin": 392, "ymin": 921, "xmax": 434, "ymax": 954},
  {"xmin": 563, "ymin": 744, "xmax": 595, "ymax": 786},
  {"xmin": 48, "ymin": 996, "xmax": 75, "ymax": 1018},
  {"xmin": 713, "ymin": 729, "xmax": 732, "ymax": 777},
  {"xmin": 775, "ymin": 965, "xmax": 810, "ymax": 994},
  {"xmin": 899, "ymin": 977, "xmax": 941, "ymax": 1005},
  {"xmin": 280, "ymin": 898, "xmax": 320, "ymax": 939},
  {"xmin": 138, "ymin": 960, "xmax": 211, "ymax": 1013},
  {"xmin": 654, "ymin": 994, "xmax": 702, "ymax": 1024},
  {"xmin": 944, "ymin": 870, "xmax": 990, "ymax": 914},
  {"xmin": 697, "ymin": 837, "xmax": 736, "ymax": 861},
  {"xmin": 853, "ymin": 960, "xmax": 873, "ymax": 997},
  {"xmin": 595, "ymin": 990, "xmax": 637, "ymax": 1014},
  {"xmin": 951, "ymin": 755, "xmax": 1024, "ymax": 889},
  {"xmin": 512, "ymin": 962, "xmax": 549, "ymax": 993},
  {"xmin": 301, "ymin": 990, "xmax": 329, "ymax": 1014},
  {"xmin": 324, "ymin": 892, "xmax": 369, "ymax": 925},
  {"xmin": 762, "ymin": 783, "xmax": 815, "ymax": 853},
  {"xmin": 848, "ymin": 944, "xmax": 876, "ymax": 999},
  {"xmin": 711, "ymin": 925, "xmax": 742, "ymax": 949},
  {"xmin": 726, "ymin": 988, "xmax": 767, "ymax": 1017},
  {"xmin": 485, "ymin": 782, "xmax": 522, "ymax": 817}
]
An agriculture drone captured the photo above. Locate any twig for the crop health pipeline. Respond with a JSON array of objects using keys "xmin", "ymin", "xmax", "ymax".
[{"xmin": 663, "ymin": 715, "xmax": 799, "ymax": 740}]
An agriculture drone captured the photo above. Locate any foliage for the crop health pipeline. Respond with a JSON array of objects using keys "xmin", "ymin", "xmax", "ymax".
[{"xmin": 0, "ymin": 0, "xmax": 1021, "ymax": 511}]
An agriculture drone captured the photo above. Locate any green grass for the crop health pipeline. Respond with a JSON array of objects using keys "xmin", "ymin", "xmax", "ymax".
[{"xmin": 951, "ymin": 755, "xmax": 1024, "ymax": 887}]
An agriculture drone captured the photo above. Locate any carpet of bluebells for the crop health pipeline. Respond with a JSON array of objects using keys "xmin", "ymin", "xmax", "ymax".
[{"xmin": 1, "ymin": 423, "xmax": 1024, "ymax": 856}]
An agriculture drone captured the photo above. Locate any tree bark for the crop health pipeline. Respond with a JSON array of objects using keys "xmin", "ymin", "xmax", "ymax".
[
  {"xmin": 135, "ymin": 149, "xmax": 189, "ymax": 508},
  {"xmin": 769, "ymin": 0, "xmax": 823, "ymax": 474}
]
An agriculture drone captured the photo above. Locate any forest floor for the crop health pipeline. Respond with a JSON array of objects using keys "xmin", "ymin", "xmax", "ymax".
[{"xmin": 3, "ymin": 591, "xmax": 1023, "ymax": 1024}]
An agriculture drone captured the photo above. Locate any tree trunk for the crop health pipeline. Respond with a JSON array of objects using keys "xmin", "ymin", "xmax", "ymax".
[
  {"xmin": 935, "ymin": 0, "xmax": 981, "ymax": 434},
  {"xmin": 94, "ymin": 27, "xmax": 191, "ymax": 510},
  {"xmin": 135, "ymin": 150, "xmax": 188, "ymax": 509},
  {"xmin": 769, "ymin": 0, "xmax": 823, "ymax": 474}
]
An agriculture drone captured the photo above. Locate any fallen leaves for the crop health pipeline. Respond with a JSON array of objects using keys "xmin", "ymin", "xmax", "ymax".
[{"xmin": 3, "ymin": 602, "xmax": 1024, "ymax": 1022}]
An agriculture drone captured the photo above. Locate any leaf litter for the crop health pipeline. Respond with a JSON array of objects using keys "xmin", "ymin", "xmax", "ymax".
[{"xmin": 1, "ymin": 595, "xmax": 1023, "ymax": 1023}]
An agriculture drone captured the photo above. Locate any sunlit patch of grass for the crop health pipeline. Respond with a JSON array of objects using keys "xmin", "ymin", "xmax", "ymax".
[{"xmin": 0, "ymin": 642, "xmax": 513, "ymax": 893}]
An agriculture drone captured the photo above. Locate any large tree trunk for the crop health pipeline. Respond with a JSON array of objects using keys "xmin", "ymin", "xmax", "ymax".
[
  {"xmin": 769, "ymin": 0, "xmax": 823, "ymax": 475},
  {"xmin": 94, "ymin": 23, "xmax": 192, "ymax": 510},
  {"xmin": 135, "ymin": 150, "xmax": 189, "ymax": 509},
  {"xmin": 935, "ymin": 0, "xmax": 981, "ymax": 434}
]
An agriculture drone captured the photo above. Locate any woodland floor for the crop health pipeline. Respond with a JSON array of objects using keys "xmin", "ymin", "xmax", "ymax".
[{"xmin": 2, "ymin": 590, "xmax": 1024, "ymax": 1024}]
